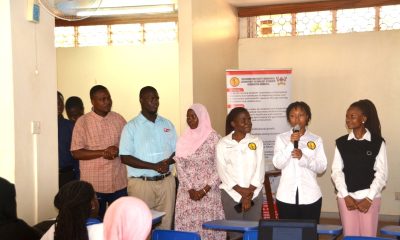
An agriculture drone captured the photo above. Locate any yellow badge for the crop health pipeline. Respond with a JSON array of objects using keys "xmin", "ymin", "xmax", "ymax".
[
  {"xmin": 248, "ymin": 142, "xmax": 257, "ymax": 150},
  {"xmin": 307, "ymin": 141, "xmax": 316, "ymax": 150}
]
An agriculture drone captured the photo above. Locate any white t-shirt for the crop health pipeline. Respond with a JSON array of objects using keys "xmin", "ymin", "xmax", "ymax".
[{"xmin": 40, "ymin": 223, "xmax": 104, "ymax": 240}]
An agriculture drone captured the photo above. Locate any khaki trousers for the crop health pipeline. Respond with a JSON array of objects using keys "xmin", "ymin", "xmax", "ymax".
[{"xmin": 128, "ymin": 175, "xmax": 176, "ymax": 230}]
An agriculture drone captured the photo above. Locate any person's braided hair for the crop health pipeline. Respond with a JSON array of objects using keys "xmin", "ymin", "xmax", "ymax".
[{"xmin": 54, "ymin": 180, "xmax": 95, "ymax": 240}]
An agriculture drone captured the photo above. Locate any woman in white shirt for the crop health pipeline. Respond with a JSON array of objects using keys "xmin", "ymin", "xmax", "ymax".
[
  {"xmin": 41, "ymin": 181, "xmax": 103, "ymax": 240},
  {"xmin": 272, "ymin": 101, "xmax": 327, "ymax": 223},
  {"xmin": 331, "ymin": 99, "xmax": 387, "ymax": 237},
  {"xmin": 216, "ymin": 107, "xmax": 265, "ymax": 239}
]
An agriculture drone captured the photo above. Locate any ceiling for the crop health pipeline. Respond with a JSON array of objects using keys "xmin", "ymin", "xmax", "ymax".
[{"xmin": 226, "ymin": 0, "xmax": 330, "ymax": 7}]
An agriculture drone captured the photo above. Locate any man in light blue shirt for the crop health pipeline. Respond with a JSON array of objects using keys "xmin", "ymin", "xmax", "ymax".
[{"xmin": 120, "ymin": 86, "xmax": 177, "ymax": 230}]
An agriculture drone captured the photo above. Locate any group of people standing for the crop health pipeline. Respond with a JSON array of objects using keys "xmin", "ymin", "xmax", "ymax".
[
  {"xmin": 273, "ymin": 99, "xmax": 388, "ymax": 238},
  {"xmin": 49, "ymin": 84, "xmax": 388, "ymax": 240}
]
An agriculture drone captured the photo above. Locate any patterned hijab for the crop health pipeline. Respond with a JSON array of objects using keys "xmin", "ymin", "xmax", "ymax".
[
  {"xmin": 176, "ymin": 103, "xmax": 213, "ymax": 158},
  {"xmin": 103, "ymin": 197, "xmax": 152, "ymax": 240},
  {"xmin": 0, "ymin": 177, "xmax": 17, "ymax": 225}
]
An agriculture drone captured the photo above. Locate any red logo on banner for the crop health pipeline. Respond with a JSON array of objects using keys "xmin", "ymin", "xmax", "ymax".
[{"xmin": 164, "ymin": 128, "xmax": 170, "ymax": 132}]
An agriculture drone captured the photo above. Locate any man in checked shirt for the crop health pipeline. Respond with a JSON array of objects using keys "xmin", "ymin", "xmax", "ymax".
[{"xmin": 71, "ymin": 85, "xmax": 127, "ymax": 220}]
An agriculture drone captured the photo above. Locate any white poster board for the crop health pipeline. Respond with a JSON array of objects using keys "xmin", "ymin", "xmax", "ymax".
[{"xmin": 226, "ymin": 69, "xmax": 292, "ymax": 170}]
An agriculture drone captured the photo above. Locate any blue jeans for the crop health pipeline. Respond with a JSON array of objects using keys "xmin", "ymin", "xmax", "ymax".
[{"xmin": 96, "ymin": 187, "xmax": 127, "ymax": 220}]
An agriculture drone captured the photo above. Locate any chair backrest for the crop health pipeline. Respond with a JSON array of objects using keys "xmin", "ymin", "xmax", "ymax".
[
  {"xmin": 151, "ymin": 229, "xmax": 201, "ymax": 240},
  {"xmin": 343, "ymin": 236, "xmax": 392, "ymax": 240},
  {"xmin": 258, "ymin": 219, "xmax": 317, "ymax": 240},
  {"xmin": 243, "ymin": 230, "xmax": 258, "ymax": 240}
]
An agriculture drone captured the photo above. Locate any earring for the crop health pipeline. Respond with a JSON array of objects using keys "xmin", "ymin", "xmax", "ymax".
[{"xmin": 362, "ymin": 121, "xmax": 365, "ymax": 124}]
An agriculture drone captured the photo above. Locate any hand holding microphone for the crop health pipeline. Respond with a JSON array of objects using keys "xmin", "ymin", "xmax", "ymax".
[
  {"xmin": 293, "ymin": 124, "xmax": 300, "ymax": 149},
  {"xmin": 291, "ymin": 124, "xmax": 302, "ymax": 159}
]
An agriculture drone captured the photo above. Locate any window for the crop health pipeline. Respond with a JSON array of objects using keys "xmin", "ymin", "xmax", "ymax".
[
  {"xmin": 110, "ymin": 24, "xmax": 142, "ymax": 45},
  {"xmin": 54, "ymin": 21, "xmax": 177, "ymax": 48},
  {"xmin": 246, "ymin": 4, "xmax": 400, "ymax": 38},
  {"xmin": 144, "ymin": 22, "xmax": 177, "ymax": 42},
  {"xmin": 78, "ymin": 25, "xmax": 108, "ymax": 47},
  {"xmin": 380, "ymin": 5, "xmax": 400, "ymax": 30},
  {"xmin": 257, "ymin": 14, "xmax": 292, "ymax": 37},
  {"xmin": 336, "ymin": 7, "xmax": 375, "ymax": 33},
  {"xmin": 296, "ymin": 11, "xmax": 332, "ymax": 35},
  {"xmin": 54, "ymin": 26, "xmax": 75, "ymax": 48}
]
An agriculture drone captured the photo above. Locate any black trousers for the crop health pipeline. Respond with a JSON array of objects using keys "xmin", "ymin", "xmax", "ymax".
[{"xmin": 276, "ymin": 189, "xmax": 322, "ymax": 224}]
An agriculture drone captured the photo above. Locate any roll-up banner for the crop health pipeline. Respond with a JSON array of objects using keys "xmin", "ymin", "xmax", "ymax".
[{"xmin": 226, "ymin": 69, "xmax": 292, "ymax": 170}]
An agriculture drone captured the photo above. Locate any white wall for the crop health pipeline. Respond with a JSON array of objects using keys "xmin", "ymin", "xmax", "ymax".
[
  {"xmin": 0, "ymin": 0, "xmax": 15, "ymax": 182},
  {"xmin": 239, "ymin": 30, "xmax": 400, "ymax": 215},
  {"xmin": 57, "ymin": 43, "xmax": 180, "ymax": 128},
  {"xmin": 178, "ymin": 0, "xmax": 194, "ymax": 132},
  {"xmin": 183, "ymin": 0, "xmax": 239, "ymax": 135},
  {"xmin": 1, "ymin": 0, "xmax": 58, "ymax": 224}
]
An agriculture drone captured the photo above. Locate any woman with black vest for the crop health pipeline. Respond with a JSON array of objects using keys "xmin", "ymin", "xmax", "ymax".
[{"xmin": 332, "ymin": 99, "xmax": 388, "ymax": 237}]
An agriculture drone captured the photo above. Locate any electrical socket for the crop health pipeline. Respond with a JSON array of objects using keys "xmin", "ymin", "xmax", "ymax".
[
  {"xmin": 31, "ymin": 121, "xmax": 41, "ymax": 134},
  {"xmin": 395, "ymin": 192, "xmax": 400, "ymax": 201}
]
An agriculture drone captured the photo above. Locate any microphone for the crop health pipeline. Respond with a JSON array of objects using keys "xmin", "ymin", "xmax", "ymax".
[{"xmin": 293, "ymin": 124, "xmax": 300, "ymax": 149}]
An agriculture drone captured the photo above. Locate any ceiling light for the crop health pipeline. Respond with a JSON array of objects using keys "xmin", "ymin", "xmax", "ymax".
[{"xmin": 77, "ymin": 4, "xmax": 176, "ymax": 16}]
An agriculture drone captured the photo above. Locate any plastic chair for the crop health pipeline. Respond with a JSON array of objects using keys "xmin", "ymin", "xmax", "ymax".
[
  {"xmin": 343, "ymin": 236, "xmax": 392, "ymax": 240},
  {"xmin": 381, "ymin": 225, "xmax": 400, "ymax": 237},
  {"xmin": 151, "ymin": 229, "xmax": 201, "ymax": 240},
  {"xmin": 243, "ymin": 230, "xmax": 258, "ymax": 240},
  {"xmin": 318, "ymin": 224, "xmax": 343, "ymax": 240}
]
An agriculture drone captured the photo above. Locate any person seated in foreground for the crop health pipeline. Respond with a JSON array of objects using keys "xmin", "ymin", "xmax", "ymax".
[
  {"xmin": 103, "ymin": 196, "xmax": 152, "ymax": 240},
  {"xmin": 0, "ymin": 177, "xmax": 41, "ymax": 240},
  {"xmin": 41, "ymin": 180, "xmax": 103, "ymax": 240}
]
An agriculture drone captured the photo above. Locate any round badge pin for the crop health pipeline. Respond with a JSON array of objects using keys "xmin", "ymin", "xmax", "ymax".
[
  {"xmin": 248, "ymin": 142, "xmax": 257, "ymax": 150},
  {"xmin": 307, "ymin": 141, "xmax": 316, "ymax": 150}
]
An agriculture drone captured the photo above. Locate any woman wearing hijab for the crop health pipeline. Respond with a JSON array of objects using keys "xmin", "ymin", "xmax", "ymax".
[
  {"xmin": 103, "ymin": 196, "xmax": 152, "ymax": 240},
  {"xmin": 0, "ymin": 177, "xmax": 41, "ymax": 240},
  {"xmin": 174, "ymin": 103, "xmax": 225, "ymax": 240}
]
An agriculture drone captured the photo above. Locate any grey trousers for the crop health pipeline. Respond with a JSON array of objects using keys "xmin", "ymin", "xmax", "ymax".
[{"xmin": 221, "ymin": 189, "xmax": 263, "ymax": 239}]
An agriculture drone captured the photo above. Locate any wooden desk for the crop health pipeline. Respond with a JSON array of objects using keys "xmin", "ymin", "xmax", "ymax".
[{"xmin": 151, "ymin": 210, "xmax": 165, "ymax": 225}]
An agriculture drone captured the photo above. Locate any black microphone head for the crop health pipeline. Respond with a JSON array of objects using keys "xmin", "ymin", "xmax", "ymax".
[{"xmin": 293, "ymin": 124, "xmax": 300, "ymax": 133}]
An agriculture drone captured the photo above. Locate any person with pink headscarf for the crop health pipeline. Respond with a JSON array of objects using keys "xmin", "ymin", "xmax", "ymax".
[
  {"xmin": 103, "ymin": 197, "xmax": 152, "ymax": 240},
  {"xmin": 174, "ymin": 103, "xmax": 225, "ymax": 240}
]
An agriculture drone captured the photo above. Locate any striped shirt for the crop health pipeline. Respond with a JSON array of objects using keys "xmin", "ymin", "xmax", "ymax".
[{"xmin": 71, "ymin": 111, "xmax": 127, "ymax": 193}]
